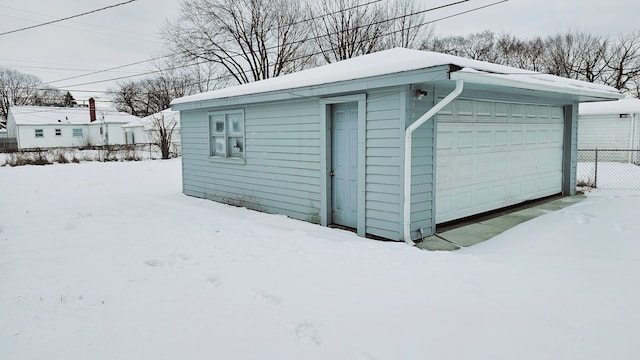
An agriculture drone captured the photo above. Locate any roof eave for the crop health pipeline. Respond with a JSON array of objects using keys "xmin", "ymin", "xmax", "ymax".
[
  {"xmin": 450, "ymin": 71, "xmax": 624, "ymax": 103},
  {"xmin": 171, "ymin": 65, "xmax": 452, "ymax": 111}
]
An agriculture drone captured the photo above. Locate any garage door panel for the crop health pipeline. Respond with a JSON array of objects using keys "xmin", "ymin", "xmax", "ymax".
[{"xmin": 436, "ymin": 100, "xmax": 564, "ymax": 223}]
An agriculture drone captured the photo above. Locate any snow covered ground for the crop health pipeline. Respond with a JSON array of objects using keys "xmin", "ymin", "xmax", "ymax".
[
  {"xmin": 578, "ymin": 161, "xmax": 640, "ymax": 189},
  {"xmin": 1, "ymin": 159, "xmax": 639, "ymax": 359}
]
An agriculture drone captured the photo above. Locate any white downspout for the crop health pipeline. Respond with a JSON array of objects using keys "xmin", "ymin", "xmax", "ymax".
[
  {"xmin": 627, "ymin": 113, "xmax": 636, "ymax": 162},
  {"xmin": 631, "ymin": 113, "xmax": 638, "ymax": 163},
  {"xmin": 403, "ymin": 80, "xmax": 464, "ymax": 245}
]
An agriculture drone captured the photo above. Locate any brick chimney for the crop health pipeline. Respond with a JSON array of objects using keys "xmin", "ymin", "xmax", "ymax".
[{"xmin": 89, "ymin": 97, "xmax": 96, "ymax": 122}]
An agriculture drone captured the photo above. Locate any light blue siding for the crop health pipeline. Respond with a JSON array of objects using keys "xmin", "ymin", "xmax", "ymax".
[
  {"xmin": 563, "ymin": 104, "xmax": 579, "ymax": 196},
  {"xmin": 364, "ymin": 88, "xmax": 403, "ymax": 240},
  {"xmin": 177, "ymin": 68, "xmax": 584, "ymax": 242},
  {"xmin": 405, "ymin": 85, "xmax": 437, "ymax": 240},
  {"xmin": 181, "ymin": 98, "xmax": 323, "ymax": 223}
]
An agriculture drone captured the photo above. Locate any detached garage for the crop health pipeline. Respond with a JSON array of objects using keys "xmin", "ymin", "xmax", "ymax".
[
  {"xmin": 172, "ymin": 48, "xmax": 622, "ymax": 244},
  {"xmin": 436, "ymin": 100, "xmax": 565, "ymax": 223}
]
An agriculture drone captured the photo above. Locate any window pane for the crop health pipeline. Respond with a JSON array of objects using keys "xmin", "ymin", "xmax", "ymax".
[
  {"xmin": 214, "ymin": 136, "xmax": 226, "ymax": 156},
  {"xmin": 229, "ymin": 137, "xmax": 243, "ymax": 157},
  {"xmin": 210, "ymin": 114, "xmax": 225, "ymax": 134},
  {"xmin": 228, "ymin": 113, "xmax": 243, "ymax": 135},
  {"xmin": 35, "ymin": 129, "xmax": 43, "ymax": 137}
]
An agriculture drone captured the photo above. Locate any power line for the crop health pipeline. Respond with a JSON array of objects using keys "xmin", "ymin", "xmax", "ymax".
[
  {"xmin": 42, "ymin": 0, "xmax": 385, "ymax": 86},
  {"xmin": 44, "ymin": 53, "xmax": 179, "ymax": 85},
  {"xmin": 0, "ymin": 0, "xmax": 140, "ymax": 36},
  {"xmin": 0, "ymin": 4, "xmax": 162, "ymax": 41},
  {"xmin": 59, "ymin": 0, "xmax": 477, "ymax": 89},
  {"xmin": 12, "ymin": 0, "xmax": 510, "ymax": 95}
]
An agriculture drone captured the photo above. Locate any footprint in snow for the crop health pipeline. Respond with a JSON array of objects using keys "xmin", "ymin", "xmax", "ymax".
[
  {"xmin": 143, "ymin": 259, "xmax": 163, "ymax": 267},
  {"xmin": 293, "ymin": 322, "xmax": 321, "ymax": 346},
  {"xmin": 611, "ymin": 223, "xmax": 626, "ymax": 233},
  {"xmin": 254, "ymin": 291, "xmax": 282, "ymax": 305},
  {"xmin": 205, "ymin": 275, "xmax": 222, "ymax": 287},
  {"xmin": 563, "ymin": 210, "xmax": 595, "ymax": 225}
]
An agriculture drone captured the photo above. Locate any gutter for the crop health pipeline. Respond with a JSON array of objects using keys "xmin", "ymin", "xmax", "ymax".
[
  {"xmin": 403, "ymin": 79, "xmax": 464, "ymax": 245},
  {"xmin": 450, "ymin": 70, "xmax": 623, "ymax": 101}
]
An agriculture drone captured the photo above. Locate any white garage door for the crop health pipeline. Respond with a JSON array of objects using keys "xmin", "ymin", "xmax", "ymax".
[{"xmin": 436, "ymin": 99, "xmax": 564, "ymax": 223}]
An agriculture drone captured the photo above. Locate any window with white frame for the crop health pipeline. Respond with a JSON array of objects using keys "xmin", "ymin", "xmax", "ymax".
[
  {"xmin": 35, "ymin": 129, "xmax": 43, "ymax": 137},
  {"xmin": 55, "ymin": 128, "xmax": 62, "ymax": 136},
  {"xmin": 209, "ymin": 110, "xmax": 244, "ymax": 158},
  {"xmin": 72, "ymin": 128, "xmax": 83, "ymax": 137}
]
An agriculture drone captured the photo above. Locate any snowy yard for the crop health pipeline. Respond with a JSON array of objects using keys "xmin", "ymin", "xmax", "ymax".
[
  {"xmin": 578, "ymin": 161, "xmax": 640, "ymax": 189},
  {"xmin": 1, "ymin": 159, "xmax": 639, "ymax": 359}
]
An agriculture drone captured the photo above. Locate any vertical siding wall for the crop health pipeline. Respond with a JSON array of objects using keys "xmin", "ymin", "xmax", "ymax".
[
  {"xmin": 181, "ymin": 98, "xmax": 323, "ymax": 223},
  {"xmin": 364, "ymin": 88, "xmax": 404, "ymax": 240}
]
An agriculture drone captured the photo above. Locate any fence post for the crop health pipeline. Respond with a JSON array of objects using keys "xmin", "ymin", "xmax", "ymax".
[{"xmin": 594, "ymin": 148, "xmax": 598, "ymax": 188}]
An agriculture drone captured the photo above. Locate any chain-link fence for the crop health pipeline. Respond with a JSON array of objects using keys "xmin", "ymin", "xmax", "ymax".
[{"xmin": 577, "ymin": 149, "xmax": 640, "ymax": 189}]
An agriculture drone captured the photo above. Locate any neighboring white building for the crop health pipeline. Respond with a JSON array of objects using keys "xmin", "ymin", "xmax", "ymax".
[
  {"xmin": 122, "ymin": 109, "xmax": 181, "ymax": 154},
  {"xmin": 6, "ymin": 99, "xmax": 140, "ymax": 150},
  {"xmin": 578, "ymin": 96, "xmax": 640, "ymax": 163},
  {"xmin": 579, "ymin": 96, "xmax": 640, "ymax": 150}
]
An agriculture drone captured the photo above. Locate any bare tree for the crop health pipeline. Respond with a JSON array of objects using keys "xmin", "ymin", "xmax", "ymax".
[
  {"xmin": 309, "ymin": 0, "xmax": 387, "ymax": 63},
  {"xmin": 543, "ymin": 32, "xmax": 582, "ymax": 78},
  {"xmin": 31, "ymin": 86, "xmax": 64, "ymax": 107},
  {"xmin": 574, "ymin": 33, "xmax": 608, "ymax": 83},
  {"xmin": 494, "ymin": 33, "xmax": 530, "ymax": 68},
  {"xmin": 111, "ymin": 80, "xmax": 149, "ymax": 117},
  {"xmin": 111, "ymin": 66, "xmax": 196, "ymax": 117},
  {"xmin": 603, "ymin": 31, "xmax": 640, "ymax": 92},
  {"xmin": 543, "ymin": 31, "xmax": 609, "ymax": 84},
  {"xmin": 423, "ymin": 31, "xmax": 497, "ymax": 62},
  {"xmin": 148, "ymin": 112, "xmax": 179, "ymax": 160},
  {"xmin": 383, "ymin": 0, "xmax": 432, "ymax": 49},
  {"xmin": 163, "ymin": 0, "xmax": 311, "ymax": 85},
  {"xmin": 0, "ymin": 68, "xmax": 42, "ymax": 121}
]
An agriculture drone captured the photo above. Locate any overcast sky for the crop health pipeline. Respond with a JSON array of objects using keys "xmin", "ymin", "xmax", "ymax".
[{"xmin": 1, "ymin": 0, "xmax": 638, "ymax": 107}]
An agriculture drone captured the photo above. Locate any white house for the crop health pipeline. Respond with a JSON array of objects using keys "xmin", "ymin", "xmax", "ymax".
[
  {"xmin": 578, "ymin": 96, "xmax": 640, "ymax": 150},
  {"xmin": 6, "ymin": 98, "xmax": 140, "ymax": 150},
  {"xmin": 122, "ymin": 109, "xmax": 181, "ymax": 154},
  {"xmin": 578, "ymin": 96, "xmax": 640, "ymax": 163}
]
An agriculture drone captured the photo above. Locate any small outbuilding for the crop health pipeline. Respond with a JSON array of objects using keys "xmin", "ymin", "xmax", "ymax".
[
  {"xmin": 122, "ymin": 108, "xmax": 181, "ymax": 154},
  {"xmin": 578, "ymin": 96, "xmax": 640, "ymax": 152},
  {"xmin": 171, "ymin": 48, "xmax": 622, "ymax": 243}
]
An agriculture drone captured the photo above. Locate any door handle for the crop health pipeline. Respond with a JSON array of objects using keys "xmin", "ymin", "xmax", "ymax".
[{"xmin": 330, "ymin": 170, "xmax": 335, "ymax": 176}]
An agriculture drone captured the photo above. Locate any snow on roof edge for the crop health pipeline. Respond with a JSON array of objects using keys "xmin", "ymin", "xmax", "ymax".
[
  {"xmin": 172, "ymin": 48, "xmax": 621, "ymax": 106},
  {"xmin": 579, "ymin": 96, "xmax": 640, "ymax": 115},
  {"xmin": 10, "ymin": 106, "xmax": 140, "ymax": 125}
]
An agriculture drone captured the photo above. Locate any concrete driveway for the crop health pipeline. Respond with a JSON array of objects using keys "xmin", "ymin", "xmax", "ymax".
[{"xmin": 418, "ymin": 195, "xmax": 586, "ymax": 251}]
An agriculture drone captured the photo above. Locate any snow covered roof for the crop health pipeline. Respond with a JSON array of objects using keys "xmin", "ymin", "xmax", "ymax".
[
  {"xmin": 172, "ymin": 48, "xmax": 622, "ymax": 106},
  {"xmin": 9, "ymin": 106, "xmax": 140, "ymax": 126},
  {"xmin": 579, "ymin": 96, "xmax": 640, "ymax": 115},
  {"xmin": 122, "ymin": 109, "xmax": 180, "ymax": 130}
]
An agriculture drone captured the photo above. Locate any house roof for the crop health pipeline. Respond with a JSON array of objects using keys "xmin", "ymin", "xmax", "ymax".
[
  {"xmin": 9, "ymin": 106, "xmax": 140, "ymax": 126},
  {"xmin": 579, "ymin": 96, "xmax": 640, "ymax": 115},
  {"xmin": 122, "ymin": 109, "xmax": 180, "ymax": 130},
  {"xmin": 172, "ymin": 48, "xmax": 622, "ymax": 106}
]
